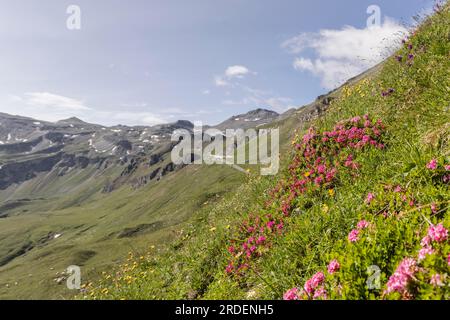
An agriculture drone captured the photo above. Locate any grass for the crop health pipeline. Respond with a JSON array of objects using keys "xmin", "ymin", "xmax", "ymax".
[
  {"xmin": 0, "ymin": 161, "xmax": 245, "ymax": 299},
  {"xmin": 83, "ymin": 3, "xmax": 450, "ymax": 300}
]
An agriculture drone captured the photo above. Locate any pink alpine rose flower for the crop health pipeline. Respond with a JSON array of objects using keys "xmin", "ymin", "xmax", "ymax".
[
  {"xmin": 426, "ymin": 159, "xmax": 438, "ymax": 170},
  {"xmin": 420, "ymin": 235, "xmax": 431, "ymax": 247},
  {"xmin": 357, "ymin": 220, "xmax": 370, "ymax": 230},
  {"xmin": 348, "ymin": 229, "xmax": 360, "ymax": 243},
  {"xmin": 314, "ymin": 176, "xmax": 324, "ymax": 185},
  {"xmin": 256, "ymin": 236, "xmax": 266, "ymax": 245},
  {"xmin": 311, "ymin": 272, "xmax": 325, "ymax": 287},
  {"xmin": 313, "ymin": 286, "xmax": 328, "ymax": 300},
  {"xmin": 283, "ymin": 288, "xmax": 300, "ymax": 300},
  {"xmin": 431, "ymin": 203, "xmax": 438, "ymax": 214},
  {"xmin": 427, "ymin": 224, "xmax": 448, "ymax": 243},
  {"xmin": 366, "ymin": 192, "xmax": 375, "ymax": 204},
  {"xmin": 385, "ymin": 258, "xmax": 417, "ymax": 295},
  {"xmin": 430, "ymin": 274, "xmax": 444, "ymax": 287},
  {"xmin": 225, "ymin": 263, "xmax": 234, "ymax": 274},
  {"xmin": 418, "ymin": 247, "xmax": 434, "ymax": 261},
  {"xmin": 304, "ymin": 272, "xmax": 325, "ymax": 296},
  {"xmin": 317, "ymin": 164, "xmax": 326, "ymax": 174}
]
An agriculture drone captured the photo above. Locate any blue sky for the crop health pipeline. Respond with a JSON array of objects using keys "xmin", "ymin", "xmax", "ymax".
[{"xmin": 0, "ymin": 0, "xmax": 435, "ymax": 126}]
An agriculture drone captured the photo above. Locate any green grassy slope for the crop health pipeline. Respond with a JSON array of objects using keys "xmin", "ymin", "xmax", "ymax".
[
  {"xmin": 0, "ymin": 98, "xmax": 311, "ymax": 299},
  {"xmin": 85, "ymin": 4, "xmax": 449, "ymax": 300},
  {"xmin": 0, "ymin": 162, "xmax": 245, "ymax": 299}
]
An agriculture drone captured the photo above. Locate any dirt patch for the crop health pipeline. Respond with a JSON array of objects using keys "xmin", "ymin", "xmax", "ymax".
[
  {"xmin": 0, "ymin": 242, "xmax": 34, "ymax": 267},
  {"xmin": 69, "ymin": 250, "xmax": 97, "ymax": 266},
  {"xmin": 117, "ymin": 222, "xmax": 164, "ymax": 238}
]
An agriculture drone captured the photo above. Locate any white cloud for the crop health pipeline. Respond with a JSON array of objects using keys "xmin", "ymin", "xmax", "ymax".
[
  {"xmin": 0, "ymin": 92, "xmax": 92, "ymax": 122},
  {"xmin": 292, "ymin": 57, "xmax": 315, "ymax": 72},
  {"xmin": 214, "ymin": 65, "xmax": 254, "ymax": 87},
  {"xmin": 109, "ymin": 112, "xmax": 166, "ymax": 126},
  {"xmin": 0, "ymin": 93, "xmax": 169, "ymax": 126},
  {"xmin": 222, "ymin": 86, "xmax": 295, "ymax": 113},
  {"xmin": 293, "ymin": 58, "xmax": 363, "ymax": 90},
  {"xmin": 121, "ymin": 102, "xmax": 148, "ymax": 108},
  {"xmin": 265, "ymin": 97, "xmax": 296, "ymax": 112},
  {"xmin": 25, "ymin": 92, "xmax": 91, "ymax": 111},
  {"xmin": 225, "ymin": 65, "xmax": 250, "ymax": 79},
  {"xmin": 283, "ymin": 18, "xmax": 408, "ymax": 89},
  {"xmin": 6, "ymin": 94, "xmax": 23, "ymax": 103},
  {"xmin": 214, "ymin": 76, "xmax": 229, "ymax": 87}
]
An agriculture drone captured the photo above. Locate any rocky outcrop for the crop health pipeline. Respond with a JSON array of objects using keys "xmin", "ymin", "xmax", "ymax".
[
  {"xmin": 0, "ymin": 136, "xmax": 43, "ymax": 154},
  {"xmin": 296, "ymin": 95, "xmax": 335, "ymax": 123},
  {"xmin": 0, "ymin": 153, "xmax": 63, "ymax": 190}
]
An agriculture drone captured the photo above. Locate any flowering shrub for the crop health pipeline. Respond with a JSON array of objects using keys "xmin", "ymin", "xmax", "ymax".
[
  {"xmin": 327, "ymin": 260, "xmax": 341, "ymax": 274},
  {"xmin": 383, "ymin": 220, "xmax": 449, "ymax": 299},
  {"xmin": 283, "ymin": 270, "xmax": 329, "ymax": 300},
  {"xmin": 384, "ymin": 258, "xmax": 418, "ymax": 297},
  {"xmin": 225, "ymin": 116, "xmax": 386, "ymax": 276}
]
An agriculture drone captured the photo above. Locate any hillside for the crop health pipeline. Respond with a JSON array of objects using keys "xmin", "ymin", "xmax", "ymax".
[
  {"xmin": 0, "ymin": 94, "xmax": 338, "ymax": 298},
  {"xmin": 83, "ymin": 3, "xmax": 450, "ymax": 300}
]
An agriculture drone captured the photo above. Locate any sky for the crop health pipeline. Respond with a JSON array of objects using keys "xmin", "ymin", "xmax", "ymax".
[{"xmin": 0, "ymin": 0, "xmax": 436, "ymax": 126}]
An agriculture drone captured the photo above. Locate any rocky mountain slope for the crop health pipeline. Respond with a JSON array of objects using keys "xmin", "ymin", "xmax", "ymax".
[{"xmin": 0, "ymin": 113, "xmax": 194, "ymax": 192}]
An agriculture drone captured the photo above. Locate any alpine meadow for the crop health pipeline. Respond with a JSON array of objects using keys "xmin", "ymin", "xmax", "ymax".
[{"xmin": 0, "ymin": 1, "xmax": 448, "ymax": 304}]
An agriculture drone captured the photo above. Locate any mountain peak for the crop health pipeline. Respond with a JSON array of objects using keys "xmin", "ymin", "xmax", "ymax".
[
  {"xmin": 246, "ymin": 108, "xmax": 279, "ymax": 116},
  {"xmin": 57, "ymin": 117, "xmax": 86, "ymax": 124},
  {"xmin": 213, "ymin": 107, "xmax": 281, "ymax": 131}
]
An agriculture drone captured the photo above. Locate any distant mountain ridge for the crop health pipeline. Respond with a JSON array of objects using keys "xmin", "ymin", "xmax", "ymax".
[
  {"xmin": 0, "ymin": 107, "xmax": 290, "ymax": 191},
  {"xmin": 214, "ymin": 108, "xmax": 281, "ymax": 131}
]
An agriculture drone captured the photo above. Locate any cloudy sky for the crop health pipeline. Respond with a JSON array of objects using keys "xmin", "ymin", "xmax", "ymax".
[{"xmin": 0, "ymin": 0, "xmax": 434, "ymax": 126}]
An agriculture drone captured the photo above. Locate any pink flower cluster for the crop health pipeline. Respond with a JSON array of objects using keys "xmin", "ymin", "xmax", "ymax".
[
  {"xmin": 304, "ymin": 272, "xmax": 325, "ymax": 296},
  {"xmin": 320, "ymin": 116, "xmax": 385, "ymax": 150},
  {"xmin": 427, "ymin": 223, "xmax": 448, "ymax": 243},
  {"xmin": 385, "ymin": 258, "xmax": 418, "ymax": 295},
  {"xmin": 348, "ymin": 220, "xmax": 371, "ymax": 243},
  {"xmin": 422, "ymin": 223, "xmax": 448, "ymax": 245},
  {"xmin": 288, "ymin": 116, "xmax": 385, "ymax": 196},
  {"xmin": 283, "ymin": 287, "xmax": 300, "ymax": 301},
  {"xmin": 357, "ymin": 220, "xmax": 370, "ymax": 229},
  {"xmin": 386, "ymin": 222, "xmax": 449, "ymax": 296},
  {"xmin": 283, "ymin": 259, "xmax": 340, "ymax": 300},
  {"xmin": 225, "ymin": 214, "xmax": 284, "ymax": 275},
  {"xmin": 425, "ymin": 158, "xmax": 450, "ymax": 184},
  {"xmin": 426, "ymin": 159, "xmax": 438, "ymax": 170},
  {"xmin": 327, "ymin": 259, "xmax": 341, "ymax": 274},
  {"xmin": 418, "ymin": 246, "xmax": 434, "ymax": 262},
  {"xmin": 430, "ymin": 274, "xmax": 444, "ymax": 287},
  {"xmin": 348, "ymin": 229, "xmax": 360, "ymax": 243},
  {"xmin": 366, "ymin": 193, "xmax": 375, "ymax": 204}
]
